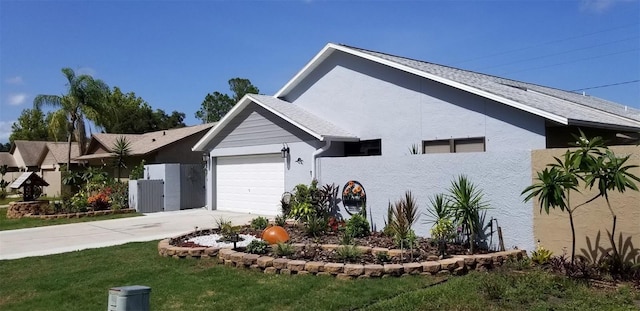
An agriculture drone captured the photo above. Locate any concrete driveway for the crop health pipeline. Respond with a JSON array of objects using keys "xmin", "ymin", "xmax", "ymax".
[{"xmin": 0, "ymin": 209, "xmax": 268, "ymax": 260}]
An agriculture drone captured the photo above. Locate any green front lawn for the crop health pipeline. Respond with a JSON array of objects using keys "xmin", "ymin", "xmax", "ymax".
[
  {"xmin": 0, "ymin": 241, "xmax": 637, "ymax": 311},
  {"xmin": 0, "ymin": 207, "xmax": 142, "ymax": 231}
]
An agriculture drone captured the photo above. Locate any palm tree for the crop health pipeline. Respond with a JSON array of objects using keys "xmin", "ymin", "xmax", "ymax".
[
  {"xmin": 111, "ymin": 136, "xmax": 131, "ymax": 182},
  {"xmin": 33, "ymin": 68, "xmax": 109, "ymax": 169}
]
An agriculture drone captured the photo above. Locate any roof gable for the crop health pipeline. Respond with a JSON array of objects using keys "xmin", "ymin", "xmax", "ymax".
[
  {"xmin": 193, "ymin": 94, "xmax": 357, "ymax": 151},
  {"xmin": 10, "ymin": 141, "xmax": 47, "ymax": 167},
  {"xmin": 275, "ymin": 43, "xmax": 640, "ymax": 131},
  {"xmin": 0, "ymin": 152, "xmax": 17, "ymax": 168}
]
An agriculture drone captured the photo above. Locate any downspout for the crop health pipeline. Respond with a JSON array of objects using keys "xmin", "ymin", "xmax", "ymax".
[{"xmin": 311, "ymin": 139, "xmax": 332, "ymax": 181}]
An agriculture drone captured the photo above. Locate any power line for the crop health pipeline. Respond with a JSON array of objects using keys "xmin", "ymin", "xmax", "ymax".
[
  {"xmin": 571, "ymin": 80, "xmax": 640, "ymax": 92},
  {"xmin": 501, "ymin": 48, "xmax": 640, "ymax": 74},
  {"xmin": 450, "ymin": 23, "xmax": 639, "ymax": 66},
  {"xmin": 476, "ymin": 36, "xmax": 638, "ymax": 71}
]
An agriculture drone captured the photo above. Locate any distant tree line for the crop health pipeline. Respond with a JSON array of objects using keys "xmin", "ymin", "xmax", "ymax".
[{"xmin": 6, "ymin": 68, "xmax": 259, "ymax": 166}]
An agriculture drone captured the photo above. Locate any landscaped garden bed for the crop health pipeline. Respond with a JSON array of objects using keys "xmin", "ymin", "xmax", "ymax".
[
  {"xmin": 6, "ymin": 200, "xmax": 135, "ymax": 219},
  {"xmin": 159, "ymin": 177, "xmax": 526, "ymax": 278},
  {"xmin": 158, "ymin": 228, "xmax": 526, "ymax": 279}
]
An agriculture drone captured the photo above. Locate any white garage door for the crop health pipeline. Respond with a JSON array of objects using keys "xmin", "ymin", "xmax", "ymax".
[{"xmin": 216, "ymin": 154, "xmax": 284, "ymax": 215}]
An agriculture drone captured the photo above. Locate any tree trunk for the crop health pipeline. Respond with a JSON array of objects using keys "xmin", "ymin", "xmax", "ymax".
[
  {"xmin": 66, "ymin": 128, "xmax": 73, "ymax": 170},
  {"xmin": 568, "ymin": 210, "xmax": 576, "ymax": 264},
  {"xmin": 610, "ymin": 214, "xmax": 619, "ymax": 259}
]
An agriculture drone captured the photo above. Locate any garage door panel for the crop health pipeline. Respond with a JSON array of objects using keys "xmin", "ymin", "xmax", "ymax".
[{"xmin": 216, "ymin": 154, "xmax": 284, "ymax": 215}]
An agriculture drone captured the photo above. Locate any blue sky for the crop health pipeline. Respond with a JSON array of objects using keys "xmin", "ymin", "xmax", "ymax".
[{"xmin": 1, "ymin": 0, "xmax": 639, "ymax": 143}]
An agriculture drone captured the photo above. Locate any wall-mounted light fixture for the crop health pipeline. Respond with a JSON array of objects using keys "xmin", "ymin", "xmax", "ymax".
[
  {"xmin": 280, "ymin": 143, "xmax": 290, "ymax": 158},
  {"xmin": 202, "ymin": 152, "xmax": 209, "ymax": 163}
]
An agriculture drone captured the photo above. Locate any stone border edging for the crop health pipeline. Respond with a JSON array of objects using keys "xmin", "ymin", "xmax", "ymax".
[
  {"xmin": 25, "ymin": 208, "xmax": 136, "ymax": 219},
  {"xmin": 158, "ymin": 238, "xmax": 527, "ymax": 279}
]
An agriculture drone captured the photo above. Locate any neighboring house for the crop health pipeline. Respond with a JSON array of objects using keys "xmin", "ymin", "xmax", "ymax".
[
  {"xmin": 76, "ymin": 123, "xmax": 214, "ymax": 179},
  {"xmin": 193, "ymin": 43, "xmax": 640, "ymax": 252},
  {"xmin": 0, "ymin": 140, "xmax": 81, "ymax": 196}
]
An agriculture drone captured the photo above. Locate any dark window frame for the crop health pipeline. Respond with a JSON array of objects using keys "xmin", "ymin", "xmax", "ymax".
[
  {"xmin": 422, "ymin": 137, "xmax": 486, "ymax": 154},
  {"xmin": 344, "ymin": 139, "xmax": 382, "ymax": 156}
]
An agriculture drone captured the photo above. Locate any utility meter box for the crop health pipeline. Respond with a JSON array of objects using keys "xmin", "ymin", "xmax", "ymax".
[{"xmin": 108, "ymin": 285, "xmax": 151, "ymax": 311}]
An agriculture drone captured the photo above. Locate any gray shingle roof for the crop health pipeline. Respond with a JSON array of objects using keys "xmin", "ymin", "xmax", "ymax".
[
  {"xmin": 249, "ymin": 94, "xmax": 357, "ymax": 140},
  {"xmin": 342, "ymin": 44, "xmax": 640, "ymax": 129},
  {"xmin": 77, "ymin": 123, "xmax": 214, "ymax": 160},
  {"xmin": 45, "ymin": 142, "xmax": 81, "ymax": 164},
  {"xmin": 10, "ymin": 141, "xmax": 47, "ymax": 166},
  {"xmin": 0, "ymin": 152, "xmax": 17, "ymax": 168}
]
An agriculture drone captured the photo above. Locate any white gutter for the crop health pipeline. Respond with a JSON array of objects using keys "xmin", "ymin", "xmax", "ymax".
[{"xmin": 312, "ymin": 139, "xmax": 332, "ymax": 181}]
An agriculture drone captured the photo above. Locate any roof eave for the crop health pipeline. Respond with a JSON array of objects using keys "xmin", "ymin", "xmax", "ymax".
[
  {"xmin": 320, "ymin": 135, "xmax": 359, "ymax": 142},
  {"xmin": 567, "ymin": 119, "xmax": 640, "ymax": 132}
]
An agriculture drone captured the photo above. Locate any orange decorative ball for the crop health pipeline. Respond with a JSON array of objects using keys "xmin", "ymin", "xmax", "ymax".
[{"xmin": 262, "ymin": 226, "xmax": 289, "ymax": 244}]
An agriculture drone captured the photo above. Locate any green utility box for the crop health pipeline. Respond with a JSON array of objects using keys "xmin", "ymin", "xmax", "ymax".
[{"xmin": 108, "ymin": 285, "xmax": 151, "ymax": 311}]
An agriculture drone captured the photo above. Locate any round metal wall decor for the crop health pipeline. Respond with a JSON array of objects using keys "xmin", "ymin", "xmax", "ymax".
[{"xmin": 342, "ymin": 180, "xmax": 366, "ymax": 215}]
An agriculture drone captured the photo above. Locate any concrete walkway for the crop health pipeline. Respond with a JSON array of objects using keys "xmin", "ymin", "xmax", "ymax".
[{"xmin": 0, "ymin": 208, "xmax": 268, "ymax": 260}]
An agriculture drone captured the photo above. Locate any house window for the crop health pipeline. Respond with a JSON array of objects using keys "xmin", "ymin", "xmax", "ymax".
[
  {"xmin": 345, "ymin": 139, "xmax": 382, "ymax": 156},
  {"xmin": 423, "ymin": 137, "xmax": 485, "ymax": 154}
]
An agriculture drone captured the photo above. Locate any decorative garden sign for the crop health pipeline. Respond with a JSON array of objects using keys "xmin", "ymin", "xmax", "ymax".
[
  {"xmin": 342, "ymin": 180, "xmax": 366, "ymax": 215},
  {"xmin": 9, "ymin": 172, "xmax": 48, "ymax": 201}
]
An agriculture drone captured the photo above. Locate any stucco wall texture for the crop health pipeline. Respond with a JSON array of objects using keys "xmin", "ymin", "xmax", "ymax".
[
  {"xmin": 532, "ymin": 145, "xmax": 640, "ymax": 262},
  {"xmin": 319, "ymin": 150, "xmax": 535, "ymax": 252}
]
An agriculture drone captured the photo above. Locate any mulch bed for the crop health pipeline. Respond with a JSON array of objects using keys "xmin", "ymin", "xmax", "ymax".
[{"xmin": 170, "ymin": 224, "xmax": 487, "ymax": 264}]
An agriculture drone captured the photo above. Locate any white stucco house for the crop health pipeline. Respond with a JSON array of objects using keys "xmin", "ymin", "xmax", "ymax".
[{"xmin": 193, "ymin": 43, "xmax": 640, "ymax": 251}]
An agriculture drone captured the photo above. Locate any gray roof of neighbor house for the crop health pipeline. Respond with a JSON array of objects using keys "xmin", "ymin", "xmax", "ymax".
[
  {"xmin": 0, "ymin": 152, "xmax": 17, "ymax": 168},
  {"xmin": 77, "ymin": 123, "xmax": 215, "ymax": 160},
  {"xmin": 44, "ymin": 142, "xmax": 81, "ymax": 164},
  {"xmin": 192, "ymin": 94, "xmax": 357, "ymax": 151},
  {"xmin": 275, "ymin": 43, "xmax": 640, "ymax": 131},
  {"xmin": 10, "ymin": 141, "xmax": 48, "ymax": 167},
  {"xmin": 7, "ymin": 141, "xmax": 81, "ymax": 168}
]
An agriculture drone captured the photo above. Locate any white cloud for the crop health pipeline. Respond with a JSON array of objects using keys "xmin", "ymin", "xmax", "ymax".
[
  {"xmin": 0, "ymin": 121, "xmax": 14, "ymax": 143},
  {"xmin": 7, "ymin": 93, "xmax": 28, "ymax": 106},
  {"xmin": 580, "ymin": 0, "xmax": 635, "ymax": 13},
  {"xmin": 5, "ymin": 76, "xmax": 24, "ymax": 85}
]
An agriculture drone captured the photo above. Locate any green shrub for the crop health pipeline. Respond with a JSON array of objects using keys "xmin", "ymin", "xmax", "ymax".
[
  {"xmin": 387, "ymin": 191, "xmax": 419, "ymax": 248},
  {"xmin": 215, "ymin": 217, "xmax": 235, "ymax": 239},
  {"xmin": 304, "ymin": 214, "xmax": 327, "ymax": 237},
  {"xmin": 274, "ymin": 214, "xmax": 287, "ymax": 227},
  {"xmin": 336, "ymin": 244, "xmax": 362, "ymax": 262},
  {"xmin": 109, "ymin": 181, "xmax": 128, "ymax": 210},
  {"xmin": 288, "ymin": 181, "xmax": 339, "ymax": 221},
  {"xmin": 376, "ymin": 251, "xmax": 390, "ymax": 263},
  {"xmin": 345, "ymin": 214, "xmax": 370, "ymax": 238},
  {"xmin": 245, "ymin": 240, "xmax": 269, "ymax": 254},
  {"xmin": 481, "ymin": 272, "xmax": 509, "ymax": 300},
  {"xmin": 274, "ymin": 242, "xmax": 295, "ymax": 257},
  {"xmin": 289, "ymin": 183, "xmax": 314, "ymax": 220},
  {"xmin": 129, "ymin": 159, "xmax": 146, "ymax": 180},
  {"xmin": 250, "ymin": 216, "xmax": 269, "ymax": 230},
  {"xmin": 70, "ymin": 191, "xmax": 88, "ymax": 212},
  {"xmin": 531, "ymin": 244, "xmax": 553, "ymax": 265}
]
